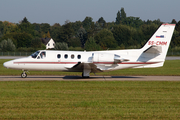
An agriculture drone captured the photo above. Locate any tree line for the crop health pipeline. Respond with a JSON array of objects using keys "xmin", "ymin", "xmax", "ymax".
[{"xmin": 0, "ymin": 8, "xmax": 180, "ymax": 52}]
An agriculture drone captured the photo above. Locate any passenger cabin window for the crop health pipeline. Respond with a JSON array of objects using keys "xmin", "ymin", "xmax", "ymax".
[
  {"xmin": 77, "ymin": 55, "xmax": 81, "ymax": 59},
  {"xmin": 57, "ymin": 54, "xmax": 61, "ymax": 59},
  {"xmin": 71, "ymin": 54, "xmax": 74, "ymax": 59},
  {"xmin": 64, "ymin": 54, "xmax": 68, "ymax": 59}
]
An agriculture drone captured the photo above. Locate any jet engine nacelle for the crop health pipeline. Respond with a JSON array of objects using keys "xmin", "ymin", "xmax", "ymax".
[{"xmin": 92, "ymin": 53, "xmax": 121, "ymax": 63}]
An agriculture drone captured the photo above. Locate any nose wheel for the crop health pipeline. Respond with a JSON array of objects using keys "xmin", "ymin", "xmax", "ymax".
[{"xmin": 21, "ymin": 71, "xmax": 27, "ymax": 78}]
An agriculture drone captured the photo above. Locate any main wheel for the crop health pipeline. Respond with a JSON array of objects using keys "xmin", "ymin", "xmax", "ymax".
[
  {"xmin": 82, "ymin": 73, "xmax": 89, "ymax": 78},
  {"xmin": 21, "ymin": 72, "xmax": 27, "ymax": 78}
]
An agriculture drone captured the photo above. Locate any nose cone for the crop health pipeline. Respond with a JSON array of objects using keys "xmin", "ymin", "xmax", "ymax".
[{"xmin": 3, "ymin": 61, "xmax": 13, "ymax": 69}]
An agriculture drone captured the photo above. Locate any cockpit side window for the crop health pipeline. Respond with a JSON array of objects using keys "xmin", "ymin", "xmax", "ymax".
[
  {"xmin": 31, "ymin": 51, "xmax": 40, "ymax": 58},
  {"xmin": 40, "ymin": 52, "xmax": 46, "ymax": 59}
]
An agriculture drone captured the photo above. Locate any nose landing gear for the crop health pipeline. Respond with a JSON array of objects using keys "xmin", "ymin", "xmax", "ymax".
[{"xmin": 21, "ymin": 71, "xmax": 27, "ymax": 78}]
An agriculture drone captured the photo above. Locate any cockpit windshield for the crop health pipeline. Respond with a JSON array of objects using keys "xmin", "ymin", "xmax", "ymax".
[{"xmin": 31, "ymin": 51, "xmax": 40, "ymax": 58}]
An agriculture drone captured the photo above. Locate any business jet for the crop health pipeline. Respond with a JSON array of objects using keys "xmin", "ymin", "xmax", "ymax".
[{"xmin": 3, "ymin": 23, "xmax": 175, "ymax": 78}]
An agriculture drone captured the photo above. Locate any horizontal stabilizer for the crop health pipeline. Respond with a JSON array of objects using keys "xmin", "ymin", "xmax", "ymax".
[
  {"xmin": 114, "ymin": 58, "xmax": 129, "ymax": 63},
  {"xmin": 114, "ymin": 54, "xmax": 129, "ymax": 63},
  {"xmin": 143, "ymin": 45, "xmax": 162, "ymax": 54}
]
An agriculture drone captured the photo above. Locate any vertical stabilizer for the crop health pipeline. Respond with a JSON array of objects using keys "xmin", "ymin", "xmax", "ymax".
[{"xmin": 139, "ymin": 23, "xmax": 175, "ymax": 67}]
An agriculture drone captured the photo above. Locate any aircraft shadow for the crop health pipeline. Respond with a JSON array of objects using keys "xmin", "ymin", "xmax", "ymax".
[
  {"xmin": 111, "ymin": 76, "xmax": 141, "ymax": 78},
  {"xmin": 63, "ymin": 76, "xmax": 98, "ymax": 79},
  {"xmin": 63, "ymin": 75, "xmax": 141, "ymax": 79}
]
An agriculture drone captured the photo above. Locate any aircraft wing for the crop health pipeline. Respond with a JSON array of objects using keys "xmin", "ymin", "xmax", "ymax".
[
  {"xmin": 67, "ymin": 53, "xmax": 130, "ymax": 73},
  {"xmin": 67, "ymin": 62, "xmax": 103, "ymax": 73}
]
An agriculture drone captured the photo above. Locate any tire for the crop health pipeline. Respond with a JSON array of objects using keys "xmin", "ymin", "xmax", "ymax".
[
  {"xmin": 82, "ymin": 73, "xmax": 89, "ymax": 78},
  {"xmin": 21, "ymin": 72, "xmax": 27, "ymax": 78}
]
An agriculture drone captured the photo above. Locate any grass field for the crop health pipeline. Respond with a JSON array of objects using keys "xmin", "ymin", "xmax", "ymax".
[
  {"xmin": 0, "ymin": 59, "xmax": 180, "ymax": 76},
  {"xmin": 1, "ymin": 59, "xmax": 180, "ymax": 119},
  {"xmin": 0, "ymin": 81, "xmax": 180, "ymax": 119}
]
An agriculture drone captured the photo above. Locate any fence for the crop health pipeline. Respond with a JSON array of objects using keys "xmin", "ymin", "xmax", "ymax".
[{"xmin": 167, "ymin": 51, "xmax": 180, "ymax": 56}]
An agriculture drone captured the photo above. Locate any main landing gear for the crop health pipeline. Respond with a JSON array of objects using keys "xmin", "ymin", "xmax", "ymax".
[
  {"xmin": 82, "ymin": 69, "xmax": 91, "ymax": 78},
  {"xmin": 82, "ymin": 65, "xmax": 91, "ymax": 78},
  {"xmin": 82, "ymin": 72, "xmax": 89, "ymax": 78},
  {"xmin": 21, "ymin": 71, "xmax": 27, "ymax": 78}
]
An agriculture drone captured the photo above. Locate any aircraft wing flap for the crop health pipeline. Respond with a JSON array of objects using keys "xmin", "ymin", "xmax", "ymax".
[{"xmin": 88, "ymin": 63, "xmax": 103, "ymax": 73}]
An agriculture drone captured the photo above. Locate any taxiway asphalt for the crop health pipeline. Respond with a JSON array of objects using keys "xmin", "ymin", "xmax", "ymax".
[{"xmin": 0, "ymin": 75, "xmax": 180, "ymax": 81}]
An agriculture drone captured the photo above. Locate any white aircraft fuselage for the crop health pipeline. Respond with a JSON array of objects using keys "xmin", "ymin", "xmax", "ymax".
[{"xmin": 3, "ymin": 23, "xmax": 175, "ymax": 78}]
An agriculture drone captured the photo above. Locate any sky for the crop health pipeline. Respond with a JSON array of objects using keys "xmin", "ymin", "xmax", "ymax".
[{"xmin": 0, "ymin": 0, "xmax": 179, "ymax": 25}]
